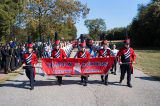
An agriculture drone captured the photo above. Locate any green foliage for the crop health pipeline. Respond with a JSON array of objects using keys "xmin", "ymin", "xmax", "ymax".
[
  {"xmin": 106, "ymin": 27, "xmax": 128, "ymax": 40},
  {"xmin": 84, "ymin": 18, "xmax": 106, "ymax": 40},
  {"xmin": 24, "ymin": 0, "xmax": 89, "ymax": 41},
  {"xmin": 130, "ymin": 0, "xmax": 160, "ymax": 48},
  {"xmin": 0, "ymin": 8, "xmax": 10, "ymax": 37},
  {"xmin": 109, "ymin": 0, "xmax": 160, "ymax": 48},
  {"xmin": 0, "ymin": 0, "xmax": 89, "ymax": 42},
  {"xmin": 0, "ymin": 0, "xmax": 24, "ymax": 42}
]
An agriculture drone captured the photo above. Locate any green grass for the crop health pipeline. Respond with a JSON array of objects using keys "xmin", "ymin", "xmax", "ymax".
[
  {"xmin": 135, "ymin": 50, "xmax": 160, "ymax": 79},
  {"xmin": 110, "ymin": 41, "xmax": 160, "ymax": 79}
]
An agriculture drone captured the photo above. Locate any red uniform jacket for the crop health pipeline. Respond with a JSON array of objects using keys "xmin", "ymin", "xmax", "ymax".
[
  {"xmin": 98, "ymin": 49, "xmax": 111, "ymax": 57},
  {"xmin": 23, "ymin": 52, "xmax": 38, "ymax": 76},
  {"xmin": 76, "ymin": 51, "xmax": 90, "ymax": 58},
  {"xmin": 51, "ymin": 49, "xmax": 67, "ymax": 58},
  {"xmin": 98, "ymin": 48, "xmax": 111, "ymax": 73},
  {"xmin": 117, "ymin": 47, "xmax": 136, "ymax": 63},
  {"xmin": 117, "ymin": 47, "xmax": 136, "ymax": 73},
  {"xmin": 23, "ymin": 52, "xmax": 38, "ymax": 65}
]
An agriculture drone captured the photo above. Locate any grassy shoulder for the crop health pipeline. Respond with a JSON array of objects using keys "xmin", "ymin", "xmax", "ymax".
[
  {"xmin": 134, "ymin": 50, "xmax": 160, "ymax": 80},
  {"xmin": 0, "ymin": 68, "xmax": 22, "ymax": 84}
]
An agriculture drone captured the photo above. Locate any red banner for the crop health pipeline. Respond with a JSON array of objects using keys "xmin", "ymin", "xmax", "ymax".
[{"xmin": 41, "ymin": 57, "xmax": 115, "ymax": 76}]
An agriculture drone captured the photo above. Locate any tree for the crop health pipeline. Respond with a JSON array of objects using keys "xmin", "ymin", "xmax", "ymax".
[
  {"xmin": 0, "ymin": 0, "xmax": 25, "ymax": 42},
  {"xmin": 84, "ymin": 18, "xmax": 106, "ymax": 40},
  {"xmin": 0, "ymin": 0, "xmax": 89, "ymax": 42},
  {"xmin": 106, "ymin": 27, "xmax": 128, "ymax": 40},
  {"xmin": 0, "ymin": 8, "xmax": 10, "ymax": 40},
  {"xmin": 23, "ymin": 0, "xmax": 89, "ymax": 41},
  {"xmin": 130, "ymin": 0, "xmax": 160, "ymax": 47}
]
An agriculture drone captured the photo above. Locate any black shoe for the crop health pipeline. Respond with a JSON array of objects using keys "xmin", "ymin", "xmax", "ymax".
[
  {"xmin": 127, "ymin": 83, "xmax": 132, "ymax": 88},
  {"xmin": 119, "ymin": 79, "xmax": 122, "ymax": 83},
  {"xmin": 114, "ymin": 73, "xmax": 116, "ymax": 75},
  {"xmin": 101, "ymin": 80, "xmax": 104, "ymax": 83},
  {"xmin": 104, "ymin": 81, "xmax": 108, "ymax": 85},
  {"xmin": 30, "ymin": 87, "xmax": 34, "ymax": 90},
  {"xmin": 58, "ymin": 81, "xmax": 62, "ymax": 86},
  {"xmin": 4, "ymin": 72, "xmax": 8, "ymax": 74},
  {"xmin": 83, "ymin": 82, "xmax": 87, "ymax": 86},
  {"xmin": 81, "ymin": 79, "xmax": 84, "ymax": 83},
  {"xmin": 60, "ymin": 82, "xmax": 63, "ymax": 85}
]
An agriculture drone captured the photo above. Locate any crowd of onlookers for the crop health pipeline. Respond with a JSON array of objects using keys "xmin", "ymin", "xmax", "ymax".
[{"xmin": 0, "ymin": 41, "xmax": 73, "ymax": 74}]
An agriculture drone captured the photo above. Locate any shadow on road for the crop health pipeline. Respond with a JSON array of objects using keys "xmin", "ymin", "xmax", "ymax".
[
  {"xmin": 0, "ymin": 80, "xmax": 30, "ymax": 90},
  {"xmin": 108, "ymin": 81, "xmax": 127, "ymax": 87},
  {"xmin": 0, "ymin": 80, "xmax": 57, "ymax": 88},
  {"xmin": 135, "ymin": 76, "xmax": 160, "ymax": 82},
  {"xmin": 0, "ymin": 79, "xmax": 127, "ymax": 90}
]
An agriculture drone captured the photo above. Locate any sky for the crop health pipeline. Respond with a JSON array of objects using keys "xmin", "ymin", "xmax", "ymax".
[{"xmin": 75, "ymin": 0, "xmax": 151, "ymax": 38}]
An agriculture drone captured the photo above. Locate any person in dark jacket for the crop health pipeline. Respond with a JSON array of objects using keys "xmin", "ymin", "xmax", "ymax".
[
  {"xmin": 0, "ymin": 46, "xmax": 2, "ymax": 70},
  {"xmin": 9, "ymin": 47, "xmax": 16, "ymax": 71},
  {"xmin": 1, "ymin": 46, "xmax": 10, "ymax": 74},
  {"xmin": 15, "ymin": 46, "xmax": 21, "ymax": 69}
]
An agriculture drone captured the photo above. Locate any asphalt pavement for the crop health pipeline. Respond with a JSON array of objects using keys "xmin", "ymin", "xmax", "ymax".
[{"xmin": 0, "ymin": 49, "xmax": 160, "ymax": 106}]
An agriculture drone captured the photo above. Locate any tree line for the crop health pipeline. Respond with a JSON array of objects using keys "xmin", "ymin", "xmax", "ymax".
[
  {"xmin": 84, "ymin": 0, "xmax": 160, "ymax": 48},
  {"xmin": 107, "ymin": 0, "xmax": 160, "ymax": 48},
  {"xmin": 130, "ymin": 0, "xmax": 160, "ymax": 48},
  {"xmin": 0, "ymin": 0, "xmax": 89, "ymax": 43}
]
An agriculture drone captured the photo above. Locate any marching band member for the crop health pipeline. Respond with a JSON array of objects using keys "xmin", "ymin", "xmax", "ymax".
[
  {"xmin": 51, "ymin": 32, "xmax": 67, "ymax": 85},
  {"xmin": 98, "ymin": 40, "xmax": 111, "ymax": 85},
  {"xmin": 75, "ymin": 41, "xmax": 90, "ymax": 86},
  {"xmin": 117, "ymin": 39, "xmax": 136, "ymax": 88},
  {"xmin": 22, "ymin": 36, "xmax": 38, "ymax": 90}
]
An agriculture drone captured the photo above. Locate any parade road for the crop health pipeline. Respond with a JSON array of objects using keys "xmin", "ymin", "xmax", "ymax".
[{"xmin": 0, "ymin": 49, "xmax": 160, "ymax": 106}]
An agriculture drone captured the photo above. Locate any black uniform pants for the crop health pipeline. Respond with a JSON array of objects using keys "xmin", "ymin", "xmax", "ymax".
[
  {"xmin": 57, "ymin": 76, "xmax": 62, "ymax": 84},
  {"xmin": 120, "ymin": 64, "xmax": 131, "ymax": 84},
  {"xmin": 101, "ymin": 74, "xmax": 108, "ymax": 84},
  {"xmin": 81, "ymin": 75, "xmax": 88, "ymax": 83},
  {"xmin": 25, "ymin": 67, "xmax": 34, "ymax": 89}
]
